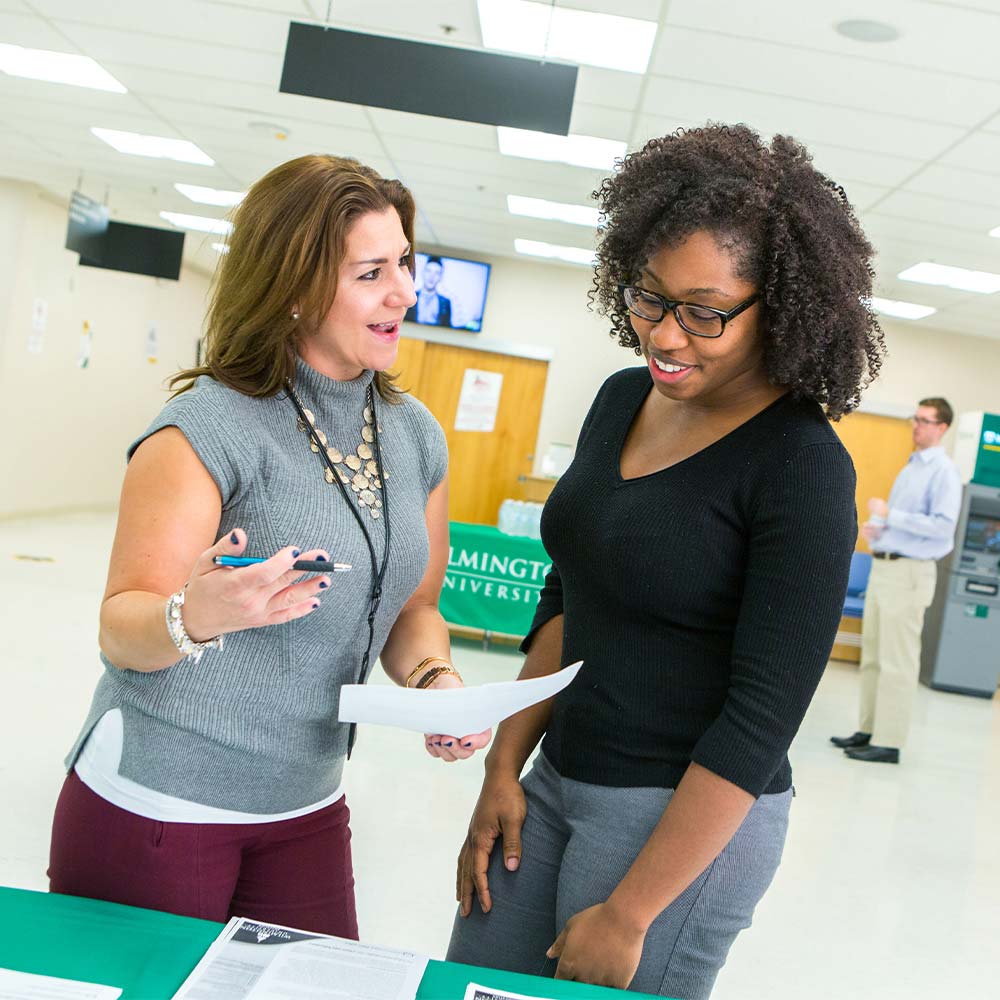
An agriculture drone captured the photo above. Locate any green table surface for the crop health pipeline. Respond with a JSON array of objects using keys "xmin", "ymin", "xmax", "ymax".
[{"xmin": 0, "ymin": 887, "xmax": 657, "ymax": 999}]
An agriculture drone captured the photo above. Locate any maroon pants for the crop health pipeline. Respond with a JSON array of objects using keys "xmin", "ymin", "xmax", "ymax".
[{"xmin": 48, "ymin": 770, "xmax": 358, "ymax": 938}]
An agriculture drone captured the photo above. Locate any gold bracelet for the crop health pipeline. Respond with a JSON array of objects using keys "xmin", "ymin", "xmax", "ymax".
[
  {"xmin": 405, "ymin": 656, "xmax": 452, "ymax": 688},
  {"xmin": 415, "ymin": 664, "xmax": 463, "ymax": 689}
]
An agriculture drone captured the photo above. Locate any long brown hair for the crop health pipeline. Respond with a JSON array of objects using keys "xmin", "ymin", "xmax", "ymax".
[{"xmin": 171, "ymin": 154, "xmax": 415, "ymax": 402}]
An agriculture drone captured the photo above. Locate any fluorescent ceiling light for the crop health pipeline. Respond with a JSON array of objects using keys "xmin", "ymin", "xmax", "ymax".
[
  {"xmin": 159, "ymin": 211, "xmax": 232, "ymax": 235},
  {"xmin": 870, "ymin": 296, "xmax": 936, "ymax": 320},
  {"xmin": 507, "ymin": 194, "xmax": 600, "ymax": 228},
  {"xmin": 92, "ymin": 127, "xmax": 214, "ymax": 166},
  {"xmin": 211, "ymin": 242, "xmax": 230, "ymax": 254},
  {"xmin": 514, "ymin": 238, "xmax": 596, "ymax": 266},
  {"xmin": 498, "ymin": 127, "xmax": 625, "ymax": 170},
  {"xmin": 0, "ymin": 43, "xmax": 126, "ymax": 93},
  {"xmin": 898, "ymin": 261, "xmax": 1000, "ymax": 294},
  {"xmin": 477, "ymin": 0, "xmax": 657, "ymax": 74},
  {"xmin": 175, "ymin": 183, "xmax": 245, "ymax": 207},
  {"xmin": 989, "ymin": 225, "xmax": 1000, "ymax": 238}
]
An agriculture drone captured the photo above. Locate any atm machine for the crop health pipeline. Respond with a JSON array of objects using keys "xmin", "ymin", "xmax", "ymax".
[{"xmin": 920, "ymin": 482, "xmax": 1000, "ymax": 697}]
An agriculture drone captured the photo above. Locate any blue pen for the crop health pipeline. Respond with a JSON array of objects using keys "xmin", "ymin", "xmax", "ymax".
[{"xmin": 214, "ymin": 556, "xmax": 351, "ymax": 573}]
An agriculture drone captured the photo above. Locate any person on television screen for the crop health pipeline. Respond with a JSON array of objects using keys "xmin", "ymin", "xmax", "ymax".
[{"xmin": 406, "ymin": 255, "xmax": 452, "ymax": 327}]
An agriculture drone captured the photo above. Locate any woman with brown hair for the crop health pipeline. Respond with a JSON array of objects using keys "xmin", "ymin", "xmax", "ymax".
[{"xmin": 48, "ymin": 154, "xmax": 489, "ymax": 936}]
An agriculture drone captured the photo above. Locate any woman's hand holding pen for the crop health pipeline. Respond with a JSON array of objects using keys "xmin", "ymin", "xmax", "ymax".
[{"xmin": 181, "ymin": 528, "xmax": 331, "ymax": 642}]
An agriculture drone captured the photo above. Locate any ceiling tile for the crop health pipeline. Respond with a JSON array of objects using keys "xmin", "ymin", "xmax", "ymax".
[
  {"xmin": 639, "ymin": 77, "xmax": 963, "ymax": 160},
  {"xmin": 647, "ymin": 25, "xmax": 1000, "ymax": 125},
  {"xmin": 664, "ymin": 0, "xmax": 1000, "ymax": 84}
]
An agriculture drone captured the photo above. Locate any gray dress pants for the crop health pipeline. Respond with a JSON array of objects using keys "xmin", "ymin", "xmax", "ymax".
[{"xmin": 447, "ymin": 752, "xmax": 791, "ymax": 1000}]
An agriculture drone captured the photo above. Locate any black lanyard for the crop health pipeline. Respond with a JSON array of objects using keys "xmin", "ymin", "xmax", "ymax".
[{"xmin": 286, "ymin": 379, "xmax": 390, "ymax": 758}]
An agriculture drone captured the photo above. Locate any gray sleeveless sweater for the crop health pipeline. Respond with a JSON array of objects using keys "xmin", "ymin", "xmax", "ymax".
[{"xmin": 66, "ymin": 358, "xmax": 447, "ymax": 813}]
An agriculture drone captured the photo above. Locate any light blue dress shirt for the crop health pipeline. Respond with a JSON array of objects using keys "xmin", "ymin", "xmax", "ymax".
[{"xmin": 873, "ymin": 446, "xmax": 962, "ymax": 560}]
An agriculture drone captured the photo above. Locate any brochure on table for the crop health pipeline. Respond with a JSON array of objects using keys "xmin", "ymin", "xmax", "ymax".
[{"xmin": 172, "ymin": 917, "xmax": 427, "ymax": 1000}]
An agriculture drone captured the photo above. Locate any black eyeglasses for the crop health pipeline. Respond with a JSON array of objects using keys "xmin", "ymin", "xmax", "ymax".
[
  {"xmin": 910, "ymin": 415, "xmax": 943, "ymax": 427},
  {"xmin": 618, "ymin": 283, "xmax": 761, "ymax": 338}
]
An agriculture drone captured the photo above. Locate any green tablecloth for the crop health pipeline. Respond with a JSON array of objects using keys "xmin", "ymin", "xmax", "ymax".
[
  {"xmin": 0, "ymin": 887, "xmax": 658, "ymax": 999},
  {"xmin": 443, "ymin": 522, "xmax": 551, "ymax": 637}
]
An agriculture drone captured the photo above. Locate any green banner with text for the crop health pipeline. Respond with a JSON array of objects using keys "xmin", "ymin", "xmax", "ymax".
[{"xmin": 442, "ymin": 522, "xmax": 551, "ymax": 637}]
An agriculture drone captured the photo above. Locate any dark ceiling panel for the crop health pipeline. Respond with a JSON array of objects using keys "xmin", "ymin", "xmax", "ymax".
[{"xmin": 280, "ymin": 23, "xmax": 577, "ymax": 135}]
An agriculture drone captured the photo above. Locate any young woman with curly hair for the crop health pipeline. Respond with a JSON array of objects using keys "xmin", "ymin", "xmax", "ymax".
[{"xmin": 447, "ymin": 124, "xmax": 883, "ymax": 998}]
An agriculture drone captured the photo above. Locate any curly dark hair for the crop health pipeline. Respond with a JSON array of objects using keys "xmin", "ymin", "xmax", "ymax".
[{"xmin": 592, "ymin": 123, "xmax": 884, "ymax": 419}]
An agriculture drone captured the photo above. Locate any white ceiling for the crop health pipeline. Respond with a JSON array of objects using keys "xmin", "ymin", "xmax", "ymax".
[{"xmin": 3, "ymin": 0, "xmax": 1000, "ymax": 340}]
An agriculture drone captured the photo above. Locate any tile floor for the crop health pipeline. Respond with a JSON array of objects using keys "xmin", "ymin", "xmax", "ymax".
[{"xmin": 1, "ymin": 512, "xmax": 997, "ymax": 999}]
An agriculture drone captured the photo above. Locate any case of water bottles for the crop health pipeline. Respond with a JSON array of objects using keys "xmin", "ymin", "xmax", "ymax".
[{"xmin": 497, "ymin": 499, "xmax": 544, "ymax": 539}]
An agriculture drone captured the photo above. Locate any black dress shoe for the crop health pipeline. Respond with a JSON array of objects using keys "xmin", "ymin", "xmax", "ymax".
[
  {"xmin": 845, "ymin": 744, "xmax": 899, "ymax": 764},
  {"xmin": 830, "ymin": 731, "xmax": 871, "ymax": 749}
]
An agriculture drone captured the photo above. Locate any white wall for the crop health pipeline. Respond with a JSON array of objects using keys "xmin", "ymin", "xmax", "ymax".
[
  {"xmin": 420, "ymin": 252, "xmax": 1000, "ymax": 470},
  {"xmin": 3, "ymin": 184, "xmax": 1000, "ymax": 520},
  {"xmin": 0, "ymin": 180, "xmax": 211, "ymax": 518}
]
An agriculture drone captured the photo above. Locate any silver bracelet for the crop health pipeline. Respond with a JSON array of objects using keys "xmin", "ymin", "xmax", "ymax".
[{"xmin": 165, "ymin": 588, "xmax": 223, "ymax": 663}]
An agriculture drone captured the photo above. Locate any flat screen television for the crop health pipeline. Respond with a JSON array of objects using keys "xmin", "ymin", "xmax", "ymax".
[{"xmin": 405, "ymin": 252, "xmax": 490, "ymax": 332}]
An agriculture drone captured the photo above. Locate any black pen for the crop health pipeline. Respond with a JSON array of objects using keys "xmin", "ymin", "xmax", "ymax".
[{"xmin": 213, "ymin": 556, "xmax": 352, "ymax": 572}]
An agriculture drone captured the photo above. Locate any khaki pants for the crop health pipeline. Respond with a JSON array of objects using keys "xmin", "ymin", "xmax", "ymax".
[{"xmin": 859, "ymin": 557, "xmax": 936, "ymax": 748}]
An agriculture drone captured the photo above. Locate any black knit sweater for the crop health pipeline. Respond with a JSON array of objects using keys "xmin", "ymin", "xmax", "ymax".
[{"xmin": 524, "ymin": 367, "xmax": 857, "ymax": 797}]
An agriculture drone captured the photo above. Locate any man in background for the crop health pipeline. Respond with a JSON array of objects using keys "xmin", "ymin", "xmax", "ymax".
[
  {"xmin": 831, "ymin": 397, "xmax": 962, "ymax": 764},
  {"xmin": 406, "ymin": 255, "xmax": 452, "ymax": 327}
]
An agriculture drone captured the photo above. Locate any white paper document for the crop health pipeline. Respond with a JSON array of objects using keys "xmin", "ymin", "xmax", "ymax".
[
  {"xmin": 463, "ymin": 984, "xmax": 551, "ymax": 1000},
  {"xmin": 338, "ymin": 662, "xmax": 583, "ymax": 735},
  {"xmin": 172, "ymin": 917, "xmax": 427, "ymax": 1000},
  {"xmin": 0, "ymin": 968, "xmax": 121, "ymax": 999}
]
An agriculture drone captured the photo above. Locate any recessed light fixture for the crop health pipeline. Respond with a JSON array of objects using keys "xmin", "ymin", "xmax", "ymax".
[
  {"xmin": 159, "ymin": 211, "xmax": 232, "ymax": 235},
  {"xmin": 0, "ymin": 43, "xmax": 126, "ymax": 93},
  {"xmin": 91, "ymin": 127, "xmax": 214, "ymax": 166},
  {"xmin": 514, "ymin": 238, "xmax": 596, "ymax": 266},
  {"xmin": 835, "ymin": 19, "xmax": 901, "ymax": 43},
  {"xmin": 870, "ymin": 296, "xmax": 936, "ymax": 320},
  {"xmin": 507, "ymin": 195, "xmax": 601, "ymax": 228},
  {"xmin": 175, "ymin": 183, "xmax": 245, "ymax": 207},
  {"xmin": 498, "ymin": 127, "xmax": 625, "ymax": 170},
  {"xmin": 477, "ymin": 0, "xmax": 657, "ymax": 74},
  {"xmin": 898, "ymin": 261, "xmax": 1000, "ymax": 294}
]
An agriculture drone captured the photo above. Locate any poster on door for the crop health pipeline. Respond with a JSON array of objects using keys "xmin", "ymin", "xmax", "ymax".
[{"xmin": 454, "ymin": 368, "xmax": 503, "ymax": 432}]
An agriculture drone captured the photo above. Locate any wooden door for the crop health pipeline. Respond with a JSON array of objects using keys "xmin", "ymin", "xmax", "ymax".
[
  {"xmin": 393, "ymin": 338, "xmax": 548, "ymax": 524},
  {"xmin": 831, "ymin": 412, "xmax": 914, "ymax": 551}
]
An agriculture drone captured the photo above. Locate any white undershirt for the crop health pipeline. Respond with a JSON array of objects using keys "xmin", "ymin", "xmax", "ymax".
[{"xmin": 74, "ymin": 709, "xmax": 344, "ymax": 824}]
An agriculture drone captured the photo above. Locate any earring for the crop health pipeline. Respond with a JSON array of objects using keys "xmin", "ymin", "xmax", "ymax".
[{"xmin": 291, "ymin": 310, "xmax": 300, "ymax": 321}]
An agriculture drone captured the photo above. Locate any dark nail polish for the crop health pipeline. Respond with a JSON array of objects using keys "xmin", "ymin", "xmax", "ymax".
[
  {"xmin": 292, "ymin": 549, "xmax": 301, "ymax": 557},
  {"xmin": 312, "ymin": 602, "xmax": 319, "ymax": 609},
  {"xmin": 319, "ymin": 581, "xmax": 328, "ymax": 589},
  {"xmin": 230, "ymin": 531, "xmax": 239, "ymax": 544},
  {"xmin": 316, "ymin": 554, "xmax": 327, "ymax": 561},
  {"xmin": 462, "ymin": 741, "xmax": 472, "ymax": 748},
  {"xmin": 444, "ymin": 741, "xmax": 453, "ymax": 747}
]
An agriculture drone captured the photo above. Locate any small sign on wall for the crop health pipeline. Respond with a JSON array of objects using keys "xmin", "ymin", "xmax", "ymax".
[
  {"xmin": 146, "ymin": 323, "xmax": 158, "ymax": 364},
  {"xmin": 454, "ymin": 368, "xmax": 503, "ymax": 432},
  {"xmin": 78, "ymin": 320, "xmax": 93, "ymax": 369},
  {"xmin": 27, "ymin": 298, "xmax": 47, "ymax": 354}
]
